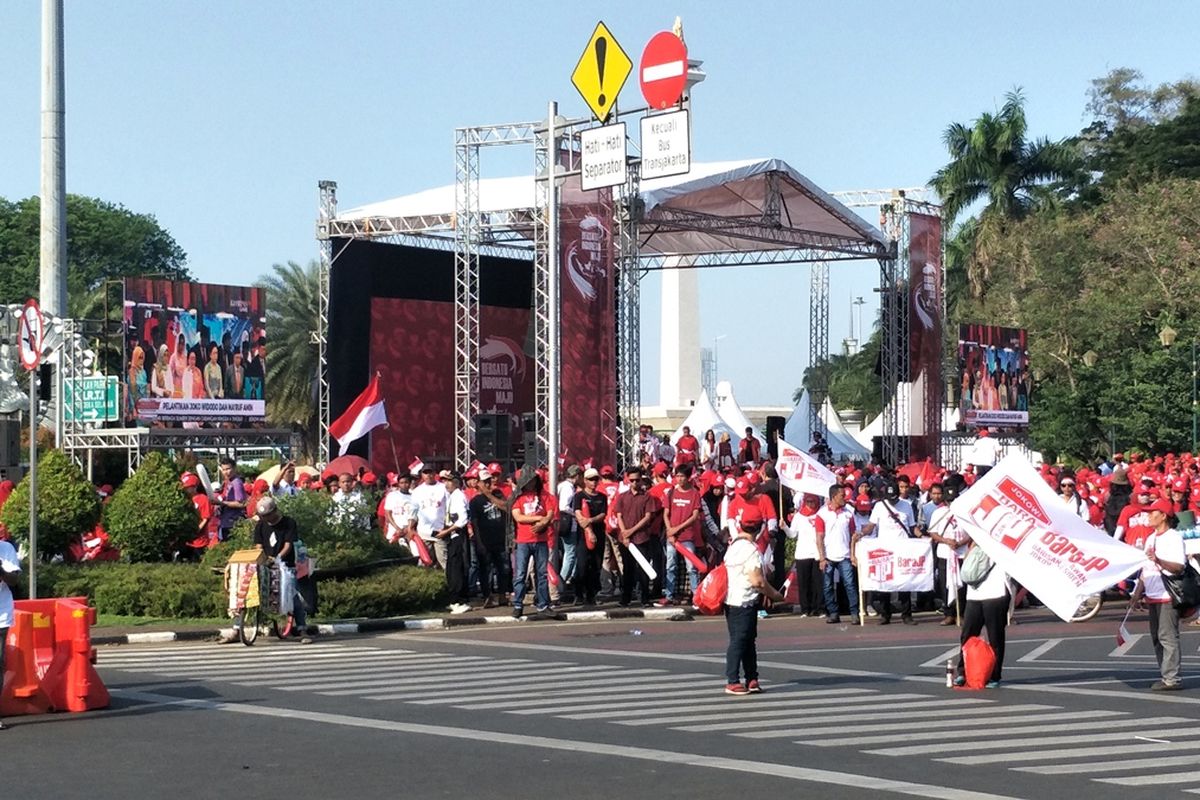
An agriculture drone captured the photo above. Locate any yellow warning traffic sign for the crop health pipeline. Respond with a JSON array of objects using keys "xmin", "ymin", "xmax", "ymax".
[{"xmin": 571, "ymin": 21, "xmax": 632, "ymax": 123}]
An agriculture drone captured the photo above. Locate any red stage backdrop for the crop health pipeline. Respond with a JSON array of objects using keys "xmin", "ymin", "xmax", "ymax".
[
  {"xmin": 559, "ymin": 201, "xmax": 617, "ymax": 466},
  {"xmin": 368, "ymin": 299, "xmax": 534, "ymax": 469}
]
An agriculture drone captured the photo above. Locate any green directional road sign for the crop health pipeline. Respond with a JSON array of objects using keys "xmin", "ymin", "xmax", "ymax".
[{"xmin": 64, "ymin": 376, "xmax": 120, "ymax": 423}]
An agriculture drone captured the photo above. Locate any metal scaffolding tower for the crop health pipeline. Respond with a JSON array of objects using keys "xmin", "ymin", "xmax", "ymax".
[
  {"xmin": 453, "ymin": 129, "xmax": 482, "ymax": 468},
  {"xmin": 615, "ymin": 161, "xmax": 643, "ymax": 468},
  {"xmin": 316, "ymin": 180, "xmax": 337, "ymax": 464},
  {"xmin": 807, "ymin": 261, "xmax": 830, "ymax": 440}
]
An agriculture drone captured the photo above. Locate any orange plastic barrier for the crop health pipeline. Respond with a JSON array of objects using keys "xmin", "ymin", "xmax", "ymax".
[
  {"xmin": 1, "ymin": 596, "xmax": 109, "ymax": 716},
  {"xmin": 0, "ymin": 610, "xmax": 53, "ymax": 716}
]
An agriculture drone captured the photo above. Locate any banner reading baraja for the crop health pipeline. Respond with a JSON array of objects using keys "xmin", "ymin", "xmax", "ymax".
[
  {"xmin": 776, "ymin": 438, "xmax": 837, "ymax": 497},
  {"xmin": 950, "ymin": 454, "xmax": 1145, "ymax": 622},
  {"xmin": 854, "ymin": 538, "xmax": 934, "ymax": 592}
]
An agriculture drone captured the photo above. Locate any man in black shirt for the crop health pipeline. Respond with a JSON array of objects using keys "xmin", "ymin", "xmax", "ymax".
[
  {"xmin": 571, "ymin": 467, "xmax": 608, "ymax": 606},
  {"xmin": 251, "ymin": 496, "xmax": 308, "ymax": 640},
  {"xmin": 469, "ymin": 470, "xmax": 512, "ymax": 608}
]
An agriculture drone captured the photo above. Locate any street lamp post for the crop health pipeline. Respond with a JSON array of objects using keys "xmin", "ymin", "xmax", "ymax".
[{"xmin": 1158, "ymin": 326, "xmax": 1197, "ymax": 453}]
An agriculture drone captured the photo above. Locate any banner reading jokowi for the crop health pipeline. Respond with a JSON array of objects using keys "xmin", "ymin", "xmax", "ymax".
[{"xmin": 950, "ymin": 454, "xmax": 1146, "ymax": 622}]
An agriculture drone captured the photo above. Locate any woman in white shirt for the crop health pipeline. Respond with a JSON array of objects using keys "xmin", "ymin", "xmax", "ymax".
[
  {"xmin": 699, "ymin": 429, "xmax": 717, "ymax": 471},
  {"xmin": 1133, "ymin": 499, "xmax": 1187, "ymax": 691},
  {"xmin": 953, "ymin": 539, "xmax": 1011, "ymax": 688},
  {"xmin": 785, "ymin": 494, "xmax": 824, "ymax": 617},
  {"xmin": 723, "ymin": 508, "xmax": 784, "ymax": 696}
]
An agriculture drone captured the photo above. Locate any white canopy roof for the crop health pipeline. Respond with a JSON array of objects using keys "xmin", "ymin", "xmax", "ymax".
[
  {"xmin": 713, "ymin": 381, "xmax": 768, "ymax": 450},
  {"xmin": 335, "ymin": 158, "xmax": 886, "ymax": 259},
  {"xmin": 670, "ymin": 390, "xmax": 738, "ymax": 446},
  {"xmin": 785, "ymin": 391, "xmax": 871, "ymax": 461},
  {"xmin": 855, "ymin": 387, "xmax": 960, "ymax": 451}
]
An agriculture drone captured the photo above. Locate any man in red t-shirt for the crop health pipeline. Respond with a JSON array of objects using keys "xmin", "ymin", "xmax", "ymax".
[
  {"xmin": 510, "ymin": 469, "xmax": 557, "ymax": 617},
  {"xmin": 675, "ymin": 426, "xmax": 700, "ymax": 468},
  {"xmin": 181, "ymin": 472, "xmax": 217, "ymax": 557},
  {"xmin": 614, "ymin": 467, "xmax": 661, "ymax": 607},
  {"xmin": 661, "ymin": 465, "xmax": 703, "ymax": 604},
  {"xmin": 1116, "ymin": 482, "xmax": 1156, "ymax": 550}
]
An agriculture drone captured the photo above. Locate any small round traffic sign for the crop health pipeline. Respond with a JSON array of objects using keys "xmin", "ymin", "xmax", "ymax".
[
  {"xmin": 18, "ymin": 299, "xmax": 44, "ymax": 371},
  {"xmin": 639, "ymin": 31, "xmax": 688, "ymax": 110}
]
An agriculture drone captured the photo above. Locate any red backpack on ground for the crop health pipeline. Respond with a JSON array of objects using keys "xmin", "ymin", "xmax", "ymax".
[
  {"xmin": 959, "ymin": 636, "xmax": 996, "ymax": 690},
  {"xmin": 693, "ymin": 564, "xmax": 728, "ymax": 615}
]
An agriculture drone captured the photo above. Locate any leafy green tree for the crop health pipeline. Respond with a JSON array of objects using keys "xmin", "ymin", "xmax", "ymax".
[
  {"xmin": 1085, "ymin": 67, "xmax": 1200, "ymax": 131},
  {"xmin": 0, "ymin": 449, "xmax": 102, "ymax": 557},
  {"xmin": 797, "ymin": 328, "xmax": 883, "ymax": 419},
  {"xmin": 0, "ymin": 195, "xmax": 190, "ymax": 306},
  {"xmin": 255, "ymin": 260, "xmax": 320, "ymax": 458},
  {"xmin": 104, "ymin": 452, "xmax": 197, "ymax": 562}
]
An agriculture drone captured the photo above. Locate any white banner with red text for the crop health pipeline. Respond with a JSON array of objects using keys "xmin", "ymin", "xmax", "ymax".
[
  {"xmin": 950, "ymin": 454, "xmax": 1146, "ymax": 622},
  {"xmin": 854, "ymin": 538, "xmax": 935, "ymax": 592}
]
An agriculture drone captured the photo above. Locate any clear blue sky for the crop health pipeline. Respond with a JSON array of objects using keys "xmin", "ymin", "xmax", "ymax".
[{"xmin": 2, "ymin": 1, "xmax": 1197, "ymax": 406}]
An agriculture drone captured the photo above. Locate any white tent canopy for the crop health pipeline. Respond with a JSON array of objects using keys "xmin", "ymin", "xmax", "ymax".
[
  {"xmin": 713, "ymin": 381, "xmax": 768, "ymax": 451},
  {"xmin": 785, "ymin": 391, "xmax": 871, "ymax": 461},
  {"xmin": 855, "ymin": 388, "xmax": 961, "ymax": 452},
  {"xmin": 335, "ymin": 158, "xmax": 887, "ymax": 259},
  {"xmin": 670, "ymin": 390, "xmax": 738, "ymax": 446}
]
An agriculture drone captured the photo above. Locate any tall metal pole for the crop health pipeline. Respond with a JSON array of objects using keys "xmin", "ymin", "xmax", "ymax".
[
  {"xmin": 1192, "ymin": 341, "xmax": 1197, "ymax": 454},
  {"xmin": 28, "ymin": 375, "xmax": 38, "ymax": 599},
  {"xmin": 40, "ymin": 0, "xmax": 67, "ymax": 317},
  {"xmin": 547, "ymin": 101, "xmax": 560, "ymax": 493}
]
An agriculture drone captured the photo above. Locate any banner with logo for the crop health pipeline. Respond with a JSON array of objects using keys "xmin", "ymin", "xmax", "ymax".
[
  {"xmin": 950, "ymin": 454, "xmax": 1146, "ymax": 622},
  {"xmin": 908, "ymin": 213, "xmax": 942, "ymax": 460},
  {"xmin": 854, "ymin": 538, "xmax": 935, "ymax": 592},
  {"xmin": 559, "ymin": 198, "xmax": 617, "ymax": 465},
  {"xmin": 776, "ymin": 438, "xmax": 837, "ymax": 498}
]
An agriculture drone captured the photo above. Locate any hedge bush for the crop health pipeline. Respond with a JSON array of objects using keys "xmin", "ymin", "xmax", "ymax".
[
  {"xmin": 104, "ymin": 452, "xmax": 198, "ymax": 562},
  {"xmin": 317, "ymin": 566, "xmax": 447, "ymax": 619},
  {"xmin": 38, "ymin": 562, "xmax": 226, "ymax": 618},
  {"xmin": 0, "ymin": 449, "xmax": 101, "ymax": 557}
]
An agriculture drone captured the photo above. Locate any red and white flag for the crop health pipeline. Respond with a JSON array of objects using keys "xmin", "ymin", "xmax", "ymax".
[
  {"xmin": 408, "ymin": 458, "xmax": 424, "ymax": 476},
  {"xmin": 329, "ymin": 374, "xmax": 388, "ymax": 456},
  {"xmin": 775, "ymin": 438, "xmax": 837, "ymax": 497},
  {"xmin": 1116, "ymin": 604, "xmax": 1134, "ymax": 647}
]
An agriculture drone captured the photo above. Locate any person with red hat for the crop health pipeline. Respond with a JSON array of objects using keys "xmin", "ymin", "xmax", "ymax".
[
  {"xmin": 966, "ymin": 428, "xmax": 1002, "ymax": 478},
  {"xmin": 1131, "ymin": 499, "xmax": 1187, "ymax": 691},
  {"xmin": 1116, "ymin": 480, "xmax": 1157, "ymax": 550},
  {"xmin": 181, "ymin": 472, "xmax": 218, "ymax": 556},
  {"xmin": 815, "ymin": 485, "xmax": 860, "ymax": 625},
  {"xmin": 722, "ymin": 505, "xmax": 784, "ymax": 696}
]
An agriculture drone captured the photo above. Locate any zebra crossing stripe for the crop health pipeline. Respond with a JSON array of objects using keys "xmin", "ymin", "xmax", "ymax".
[
  {"xmin": 553, "ymin": 687, "xmax": 872, "ymax": 720},
  {"xmin": 794, "ymin": 709, "xmax": 1122, "ymax": 740},
  {"xmin": 410, "ymin": 679, "xmax": 713, "ymax": 709},
  {"xmin": 1017, "ymin": 755, "xmax": 1200, "ymax": 775},
  {"xmin": 291, "ymin": 662, "xmax": 581, "ymax": 693},
  {"xmin": 807, "ymin": 714, "xmax": 1154, "ymax": 748},
  {"xmin": 619, "ymin": 693, "xmax": 933, "ymax": 727},
  {"xmin": 705, "ymin": 703, "xmax": 1055, "ymax": 736},
  {"xmin": 322, "ymin": 668, "xmax": 661, "ymax": 698},
  {"xmin": 942, "ymin": 740, "xmax": 1200, "ymax": 766},
  {"xmin": 869, "ymin": 722, "xmax": 1197, "ymax": 757},
  {"xmin": 1098, "ymin": 770, "xmax": 1200, "ymax": 786}
]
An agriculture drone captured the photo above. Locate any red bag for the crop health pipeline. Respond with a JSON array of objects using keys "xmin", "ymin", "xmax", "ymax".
[
  {"xmin": 693, "ymin": 563, "xmax": 728, "ymax": 615},
  {"xmin": 960, "ymin": 636, "xmax": 996, "ymax": 690}
]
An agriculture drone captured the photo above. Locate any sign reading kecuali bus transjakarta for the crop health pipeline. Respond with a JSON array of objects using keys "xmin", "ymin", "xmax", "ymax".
[{"xmin": 571, "ymin": 21, "xmax": 632, "ymax": 123}]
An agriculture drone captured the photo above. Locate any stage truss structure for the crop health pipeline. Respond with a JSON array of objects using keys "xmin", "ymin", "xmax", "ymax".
[{"xmin": 316, "ymin": 113, "xmax": 896, "ymax": 473}]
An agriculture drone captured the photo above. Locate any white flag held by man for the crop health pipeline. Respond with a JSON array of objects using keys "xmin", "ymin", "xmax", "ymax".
[
  {"xmin": 950, "ymin": 454, "xmax": 1146, "ymax": 622},
  {"xmin": 855, "ymin": 538, "xmax": 935, "ymax": 592},
  {"xmin": 776, "ymin": 439, "xmax": 837, "ymax": 497}
]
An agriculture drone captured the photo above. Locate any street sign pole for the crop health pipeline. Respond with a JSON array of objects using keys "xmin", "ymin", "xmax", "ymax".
[
  {"xmin": 547, "ymin": 99, "xmax": 560, "ymax": 495},
  {"xmin": 29, "ymin": 371, "xmax": 37, "ymax": 599}
]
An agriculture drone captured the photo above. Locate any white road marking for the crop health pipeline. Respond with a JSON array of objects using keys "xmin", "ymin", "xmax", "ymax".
[
  {"xmin": 943, "ymin": 740, "xmax": 1200, "ymax": 766},
  {"xmin": 620, "ymin": 693, "xmax": 934, "ymax": 727},
  {"xmin": 795, "ymin": 709, "xmax": 1121, "ymax": 739},
  {"xmin": 1098, "ymin": 770, "xmax": 1200, "ymax": 786},
  {"xmin": 712, "ymin": 704, "xmax": 1059, "ymax": 736},
  {"xmin": 1017, "ymin": 638, "xmax": 1062, "ymax": 662},
  {"xmin": 553, "ymin": 687, "xmax": 872, "ymax": 720},
  {"xmin": 385, "ymin": 676, "xmax": 711, "ymax": 705},
  {"xmin": 1109, "ymin": 633, "xmax": 1145, "ymax": 657},
  {"xmin": 878, "ymin": 725, "xmax": 1196, "ymax": 757},
  {"xmin": 112, "ymin": 689, "xmax": 1033, "ymax": 800},
  {"xmin": 321, "ymin": 668, "xmax": 664, "ymax": 697},
  {"xmin": 920, "ymin": 645, "xmax": 963, "ymax": 668},
  {"xmin": 809, "ymin": 715, "xmax": 1159, "ymax": 748},
  {"xmin": 1018, "ymin": 754, "xmax": 1200, "ymax": 775}
]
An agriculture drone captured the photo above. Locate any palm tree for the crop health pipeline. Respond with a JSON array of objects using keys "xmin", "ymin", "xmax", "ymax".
[
  {"xmin": 256, "ymin": 260, "xmax": 320, "ymax": 458},
  {"xmin": 930, "ymin": 90, "xmax": 1082, "ymax": 300}
]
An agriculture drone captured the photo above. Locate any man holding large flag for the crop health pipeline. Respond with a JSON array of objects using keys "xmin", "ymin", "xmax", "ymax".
[{"xmin": 329, "ymin": 373, "xmax": 388, "ymax": 457}]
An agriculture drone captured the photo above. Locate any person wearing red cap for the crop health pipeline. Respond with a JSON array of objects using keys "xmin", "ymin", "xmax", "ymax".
[
  {"xmin": 722, "ymin": 506, "xmax": 784, "ymax": 695},
  {"xmin": 1132, "ymin": 499, "xmax": 1186, "ymax": 690},
  {"xmin": 966, "ymin": 428, "xmax": 1002, "ymax": 478},
  {"xmin": 181, "ymin": 472, "xmax": 217, "ymax": 556},
  {"xmin": 1169, "ymin": 479, "xmax": 1189, "ymax": 516},
  {"xmin": 1116, "ymin": 481, "xmax": 1157, "ymax": 550},
  {"xmin": 815, "ymin": 485, "xmax": 860, "ymax": 624},
  {"xmin": 785, "ymin": 494, "xmax": 825, "ymax": 617}
]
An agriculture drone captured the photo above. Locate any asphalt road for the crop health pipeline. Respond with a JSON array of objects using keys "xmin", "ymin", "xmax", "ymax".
[{"xmin": 7, "ymin": 605, "xmax": 1200, "ymax": 800}]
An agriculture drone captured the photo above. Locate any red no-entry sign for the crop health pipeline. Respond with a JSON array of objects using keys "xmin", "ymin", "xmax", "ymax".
[{"xmin": 639, "ymin": 31, "xmax": 688, "ymax": 110}]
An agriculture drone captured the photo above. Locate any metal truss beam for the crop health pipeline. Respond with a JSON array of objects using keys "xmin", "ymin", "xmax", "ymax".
[
  {"xmin": 808, "ymin": 262, "xmax": 830, "ymax": 444},
  {"xmin": 616, "ymin": 163, "xmax": 643, "ymax": 468},
  {"xmin": 143, "ymin": 427, "xmax": 300, "ymax": 453},
  {"xmin": 830, "ymin": 188, "xmax": 936, "ymax": 208},
  {"xmin": 639, "ymin": 245, "xmax": 879, "ymax": 271},
  {"xmin": 643, "ymin": 205, "xmax": 888, "ymax": 259},
  {"xmin": 454, "ymin": 130, "xmax": 482, "ymax": 468},
  {"xmin": 316, "ymin": 180, "xmax": 337, "ymax": 464},
  {"xmin": 531, "ymin": 110, "xmax": 555, "ymax": 471}
]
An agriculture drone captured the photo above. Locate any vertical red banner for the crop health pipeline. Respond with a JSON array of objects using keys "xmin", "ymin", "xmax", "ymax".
[
  {"xmin": 908, "ymin": 213, "xmax": 943, "ymax": 461},
  {"xmin": 559, "ymin": 202, "xmax": 617, "ymax": 466}
]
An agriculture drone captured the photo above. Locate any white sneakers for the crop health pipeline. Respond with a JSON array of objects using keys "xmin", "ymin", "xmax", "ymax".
[{"xmin": 449, "ymin": 603, "xmax": 471, "ymax": 615}]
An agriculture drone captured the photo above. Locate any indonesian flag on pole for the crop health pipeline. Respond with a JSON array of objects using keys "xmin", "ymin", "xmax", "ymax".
[
  {"xmin": 329, "ymin": 374, "xmax": 388, "ymax": 456},
  {"xmin": 775, "ymin": 438, "xmax": 837, "ymax": 497},
  {"xmin": 950, "ymin": 454, "xmax": 1146, "ymax": 622}
]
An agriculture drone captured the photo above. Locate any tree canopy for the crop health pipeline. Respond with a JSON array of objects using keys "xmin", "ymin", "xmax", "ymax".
[{"xmin": 0, "ymin": 194, "xmax": 190, "ymax": 307}]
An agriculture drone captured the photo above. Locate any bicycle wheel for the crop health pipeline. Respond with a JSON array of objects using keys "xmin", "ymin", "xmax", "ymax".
[
  {"xmin": 239, "ymin": 604, "xmax": 263, "ymax": 645},
  {"xmin": 272, "ymin": 614, "xmax": 294, "ymax": 640},
  {"xmin": 1070, "ymin": 593, "xmax": 1103, "ymax": 622}
]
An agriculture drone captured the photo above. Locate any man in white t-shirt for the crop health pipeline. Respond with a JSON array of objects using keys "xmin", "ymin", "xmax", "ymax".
[
  {"xmin": 1135, "ymin": 499, "xmax": 1187, "ymax": 691},
  {"xmin": 410, "ymin": 466, "xmax": 450, "ymax": 566},
  {"xmin": 858, "ymin": 482, "xmax": 917, "ymax": 625},
  {"xmin": 815, "ymin": 485, "xmax": 860, "ymax": 625},
  {"xmin": 785, "ymin": 493, "xmax": 824, "ymax": 617},
  {"xmin": 925, "ymin": 483, "xmax": 968, "ymax": 625},
  {"xmin": 0, "ymin": 537, "xmax": 21, "ymax": 730},
  {"xmin": 722, "ymin": 507, "xmax": 783, "ymax": 696},
  {"xmin": 383, "ymin": 473, "xmax": 416, "ymax": 545},
  {"xmin": 966, "ymin": 428, "xmax": 1003, "ymax": 477}
]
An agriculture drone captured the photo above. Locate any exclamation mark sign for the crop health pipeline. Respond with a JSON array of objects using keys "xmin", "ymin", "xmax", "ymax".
[{"xmin": 595, "ymin": 36, "xmax": 608, "ymax": 107}]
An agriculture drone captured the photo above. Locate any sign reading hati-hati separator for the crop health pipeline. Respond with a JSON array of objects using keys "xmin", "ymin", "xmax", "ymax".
[
  {"xmin": 639, "ymin": 108, "xmax": 690, "ymax": 180},
  {"xmin": 580, "ymin": 122, "xmax": 627, "ymax": 191},
  {"xmin": 64, "ymin": 375, "xmax": 121, "ymax": 423}
]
